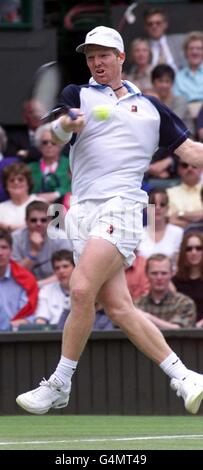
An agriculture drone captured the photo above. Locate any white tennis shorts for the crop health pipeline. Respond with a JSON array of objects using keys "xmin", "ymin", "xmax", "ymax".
[{"xmin": 65, "ymin": 196, "xmax": 144, "ymax": 266}]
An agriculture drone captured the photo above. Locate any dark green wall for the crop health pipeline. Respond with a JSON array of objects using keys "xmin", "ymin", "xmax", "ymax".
[{"xmin": 1, "ymin": 330, "xmax": 203, "ymax": 415}]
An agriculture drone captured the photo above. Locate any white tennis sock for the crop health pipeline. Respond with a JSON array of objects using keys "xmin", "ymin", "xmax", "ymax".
[
  {"xmin": 160, "ymin": 352, "xmax": 189, "ymax": 380},
  {"xmin": 50, "ymin": 356, "xmax": 78, "ymax": 386}
]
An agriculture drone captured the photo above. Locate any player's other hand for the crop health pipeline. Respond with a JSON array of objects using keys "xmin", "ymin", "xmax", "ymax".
[{"xmin": 60, "ymin": 109, "xmax": 85, "ymax": 133}]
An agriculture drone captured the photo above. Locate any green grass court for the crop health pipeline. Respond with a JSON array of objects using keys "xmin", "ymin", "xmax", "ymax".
[{"xmin": 0, "ymin": 415, "xmax": 203, "ymax": 450}]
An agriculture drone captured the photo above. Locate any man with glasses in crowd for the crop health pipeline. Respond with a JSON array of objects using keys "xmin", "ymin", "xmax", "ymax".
[
  {"xmin": 11, "ymin": 200, "xmax": 72, "ymax": 287},
  {"xmin": 143, "ymin": 7, "xmax": 186, "ymax": 71}
]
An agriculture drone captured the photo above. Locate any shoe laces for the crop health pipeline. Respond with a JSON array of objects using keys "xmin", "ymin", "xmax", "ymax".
[
  {"xmin": 30, "ymin": 378, "xmax": 57, "ymax": 397},
  {"xmin": 39, "ymin": 378, "xmax": 50, "ymax": 388},
  {"xmin": 28, "ymin": 378, "xmax": 52, "ymax": 399},
  {"xmin": 39, "ymin": 377, "xmax": 63, "ymax": 392}
]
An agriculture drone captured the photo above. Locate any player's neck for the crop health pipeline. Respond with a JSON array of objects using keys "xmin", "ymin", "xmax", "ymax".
[
  {"xmin": 113, "ymin": 84, "xmax": 124, "ymax": 92},
  {"xmin": 112, "ymin": 83, "xmax": 128, "ymax": 98}
]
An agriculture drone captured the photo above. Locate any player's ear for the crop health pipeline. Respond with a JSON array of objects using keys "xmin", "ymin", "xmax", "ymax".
[{"xmin": 118, "ymin": 52, "xmax": 125, "ymax": 65}]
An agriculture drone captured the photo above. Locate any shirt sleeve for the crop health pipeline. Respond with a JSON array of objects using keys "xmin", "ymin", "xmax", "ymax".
[
  {"xmin": 57, "ymin": 84, "xmax": 81, "ymax": 110},
  {"xmin": 145, "ymin": 95, "xmax": 190, "ymax": 153},
  {"xmin": 56, "ymin": 84, "xmax": 82, "ymax": 145}
]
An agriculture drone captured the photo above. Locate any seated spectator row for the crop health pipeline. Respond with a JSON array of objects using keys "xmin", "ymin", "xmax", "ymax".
[{"xmin": 1, "ymin": 221, "xmax": 203, "ymax": 331}]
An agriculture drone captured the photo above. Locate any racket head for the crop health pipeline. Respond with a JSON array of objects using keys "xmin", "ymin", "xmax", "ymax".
[{"xmin": 31, "ymin": 61, "xmax": 61, "ymax": 120}]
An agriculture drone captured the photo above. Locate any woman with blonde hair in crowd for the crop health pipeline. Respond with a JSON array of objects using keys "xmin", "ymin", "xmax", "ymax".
[
  {"xmin": 124, "ymin": 38, "xmax": 154, "ymax": 93},
  {"xmin": 173, "ymin": 31, "xmax": 203, "ymax": 120},
  {"xmin": 173, "ymin": 231, "xmax": 203, "ymax": 327}
]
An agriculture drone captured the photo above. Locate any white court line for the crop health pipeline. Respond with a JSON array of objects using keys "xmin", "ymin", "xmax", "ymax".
[{"xmin": 0, "ymin": 434, "xmax": 203, "ymax": 446}]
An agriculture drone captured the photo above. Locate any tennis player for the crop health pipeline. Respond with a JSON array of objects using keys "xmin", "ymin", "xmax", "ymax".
[{"xmin": 17, "ymin": 26, "xmax": 203, "ymax": 415}]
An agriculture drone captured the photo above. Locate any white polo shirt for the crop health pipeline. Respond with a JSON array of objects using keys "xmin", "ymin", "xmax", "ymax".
[{"xmin": 57, "ymin": 79, "xmax": 189, "ymax": 204}]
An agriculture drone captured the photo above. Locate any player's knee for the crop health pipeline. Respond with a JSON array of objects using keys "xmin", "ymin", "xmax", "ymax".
[
  {"xmin": 70, "ymin": 282, "xmax": 94, "ymax": 306},
  {"xmin": 106, "ymin": 297, "xmax": 140, "ymax": 326},
  {"xmin": 107, "ymin": 301, "xmax": 130, "ymax": 324}
]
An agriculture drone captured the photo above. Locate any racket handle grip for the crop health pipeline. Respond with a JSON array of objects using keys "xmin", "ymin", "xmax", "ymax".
[{"xmin": 67, "ymin": 108, "xmax": 78, "ymax": 120}]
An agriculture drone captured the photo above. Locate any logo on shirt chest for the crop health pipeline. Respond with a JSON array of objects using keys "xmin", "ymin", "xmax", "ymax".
[{"xmin": 131, "ymin": 105, "xmax": 138, "ymax": 113}]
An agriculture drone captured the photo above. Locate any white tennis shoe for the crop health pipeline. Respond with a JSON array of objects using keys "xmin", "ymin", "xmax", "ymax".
[
  {"xmin": 171, "ymin": 375, "xmax": 203, "ymax": 414},
  {"xmin": 16, "ymin": 376, "xmax": 71, "ymax": 415}
]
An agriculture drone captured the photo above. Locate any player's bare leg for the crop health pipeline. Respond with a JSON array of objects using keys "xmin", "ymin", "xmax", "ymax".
[
  {"xmin": 16, "ymin": 239, "xmax": 125, "ymax": 414},
  {"xmin": 61, "ymin": 238, "xmax": 126, "ymax": 359},
  {"xmin": 98, "ymin": 268, "xmax": 203, "ymax": 413},
  {"xmin": 98, "ymin": 268, "xmax": 172, "ymax": 363}
]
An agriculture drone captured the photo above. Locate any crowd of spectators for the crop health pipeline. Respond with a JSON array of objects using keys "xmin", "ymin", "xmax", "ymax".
[{"xmin": 1, "ymin": 6, "xmax": 203, "ymax": 332}]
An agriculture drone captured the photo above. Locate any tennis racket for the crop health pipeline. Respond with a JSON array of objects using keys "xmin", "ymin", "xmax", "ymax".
[{"xmin": 31, "ymin": 61, "xmax": 77, "ymax": 122}]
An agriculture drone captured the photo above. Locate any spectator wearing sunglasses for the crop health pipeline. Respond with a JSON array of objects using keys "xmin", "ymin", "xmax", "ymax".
[
  {"xmin": 143, "ymin": 7, "xmax": 186, "ymax": 71},
  {"xmin": 138, "ymin": 189, "xmax": 183, "ymax": 268},
  {"xmin": 167, "ymin": 161, "xmax": 203, "ymax": 228},
  {"xmin": 172, "ymin": 231, "xmax": 203, "ymax": 326},
  {"xmin": 12, "ymin": 200, "xmax": 72, "ymax": 287},
  {"xmin": 29, "ymin": 124, "xmax": 71, "ymax": 204}
]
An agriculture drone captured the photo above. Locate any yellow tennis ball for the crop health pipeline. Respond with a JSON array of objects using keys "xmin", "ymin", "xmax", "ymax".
[{"xmin": 92, "ymin": 105, "xmax": 113, "ymax": 121}]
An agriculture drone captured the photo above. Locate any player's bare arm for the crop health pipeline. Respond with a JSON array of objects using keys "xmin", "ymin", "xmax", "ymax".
[{"xmin": 175, "ymin": 138, "xmax": 203, "ymax": 167}]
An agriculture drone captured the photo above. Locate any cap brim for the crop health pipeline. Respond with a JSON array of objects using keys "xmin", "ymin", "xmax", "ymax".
[
  {"xmin": 76, "ymin": 43, "xmax": 86, "ymax": 53},
  {"xmin": 76, "ymin": 40, "xmax": 122, "ymax": 54}
]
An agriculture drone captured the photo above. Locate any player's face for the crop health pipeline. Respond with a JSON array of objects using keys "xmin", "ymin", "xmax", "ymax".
[{"xmin": 85, "ymin": 45, "xmax": 123, "ymax": 88}]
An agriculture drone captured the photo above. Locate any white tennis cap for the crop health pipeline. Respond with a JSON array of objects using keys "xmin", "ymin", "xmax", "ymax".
[{"xmin": 76, "ymin": 26, "xmax": 124, "ymax": 53}]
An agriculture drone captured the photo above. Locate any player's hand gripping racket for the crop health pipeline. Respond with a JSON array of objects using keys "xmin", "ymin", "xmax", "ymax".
[{"xmin": 31, "ymin": 61, "xmax": 77, "ymax": 122}]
